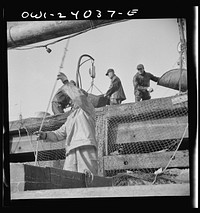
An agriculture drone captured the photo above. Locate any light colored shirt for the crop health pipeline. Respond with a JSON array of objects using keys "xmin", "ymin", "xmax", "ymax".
[{"xmin": 46, "ymin": 82, "xmax": 97, "ymax": 154}]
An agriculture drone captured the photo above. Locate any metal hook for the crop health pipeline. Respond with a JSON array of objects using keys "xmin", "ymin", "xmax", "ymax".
[{"xmin": 45, "ymin": 46, "xmax": 52, "ymax": 53}]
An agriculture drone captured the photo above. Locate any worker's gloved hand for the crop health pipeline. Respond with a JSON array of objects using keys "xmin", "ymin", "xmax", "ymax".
[
  {"xmin": 147, "ymin": 87, "xmax": 154, "ymax": 93},
  {"xmin": 57, "ymin": 72, "xmax": 68, "ymax": 84},
  {"xmin": 34, "ymin": 131, "xmax": 47, "ymax": 140}
]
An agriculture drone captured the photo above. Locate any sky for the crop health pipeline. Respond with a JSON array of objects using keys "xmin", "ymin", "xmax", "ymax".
[{"xmin": 8, "ymin": 19, "xmax": 182, "ymax": 121}]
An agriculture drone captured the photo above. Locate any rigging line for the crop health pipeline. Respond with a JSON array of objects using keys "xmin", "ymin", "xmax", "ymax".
[
  {"xmin": 162, "ymin": 123, "xmax": 188, "ymax": 173},
  {"xmin": 34, "ymin": 38, "xmax": 70, "ymax": 166},
  {"xmin": 39, "ymin": 38, "xmax": 70, "ymax": 131},
  {"xmin": 87, "ymin": 84, "xmax": 93, "ymax": 93},
  {"xmin": 87, "ymin": 79, "xmax": 103, "ymax": 95},
  {"xmin": 152, "ymin": 123, "xmax": 188, "ymax": 184},
  {"xmin": 22, "ymin": 124, "xmax": 40, "ymax": 166},
  {"xmin": 87, "ymin": 78, "xmax": 95, "ymax": 93},
  {"xmin": 12, "ymin": 129, "xmax": 22, "ymax": 154},
  {"xmin": 23, "ymin": 126, "xmax": 36, "ymax": 155},
  {"xmin": 93, "ymin": 84, "xmax": 104, "ymax": 94}
]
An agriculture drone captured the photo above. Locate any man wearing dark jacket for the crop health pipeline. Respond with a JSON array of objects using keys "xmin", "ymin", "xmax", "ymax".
[
  {"xmin": 105, "ymin": 68, "xmax": 126, "ymax": 105},
  {"xmin": 133, "ymin": 64, "xmax": 159, "ymax": 102}
]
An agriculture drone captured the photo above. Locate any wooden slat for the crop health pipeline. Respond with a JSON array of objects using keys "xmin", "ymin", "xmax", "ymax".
[
  {"xmin": 10, "ymin": 164, "xmax": 112, "ymax": 193},
  {"xmin": 10, "ymin": 163, "xmax": 25, "ymax": 193},
  {"xmin": 103, "ymin": 150, "xmax": 189, "ymax": 170},
  {"xmin": 113, "ymin": 116, "xmax": 188, "ymax": 144},
  {"xmin": 10, "ymin": 116, "xmax": 188, "ymax": 154},
  {"xmin": 11, "ymin": 183, "xmax": 190, "ymax": 199},
  {"xmin": 9, "ymin": 111, "xmax": 71, "ymax": 133},
  {"xmin": 9, "ymin": 94, "xmax": 188, "ymax": 133},
  {"xmin": 9, "ymin": 106, "xmax": 105, "ymax": 133},
  {"xmin": 10, "ymin": 134, "xmax": 65, "ymax": 154},
  {"xmin": 26, "ymin": 160, "xmax": 65, "ymax": 169},
  {"xmin": 106, "ymin": 94, "xmax": 188, "ymax": 117}
]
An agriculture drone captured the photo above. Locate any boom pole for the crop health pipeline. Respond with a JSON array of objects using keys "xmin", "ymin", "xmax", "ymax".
[{"xmin": 7, "ymin": 20, "xmax": 127, "ymax": 49}]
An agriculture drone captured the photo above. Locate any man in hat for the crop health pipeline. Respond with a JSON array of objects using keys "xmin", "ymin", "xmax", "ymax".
[
  {"xmin": 105, "ymin": 68, "xmax": 126, "ymax": 105},
  {"xmin": 51, "ymin": 80, "xmax": 76, "ymax": 114},
  {"xmin": 133, "ymin": 64, "xmax": 159, "ymax": 102},
  {"xmin": 35, "ymin": 72, "xmax": 98, "ymax": 175},
  {"xmin": 52, "ymin": 80, "xmax": 89, "ymax": 114}
]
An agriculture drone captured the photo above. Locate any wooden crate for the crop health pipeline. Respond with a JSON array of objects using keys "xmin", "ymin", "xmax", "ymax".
[{"xmin": 9, "ymin": 94, "xmax": 188, "ymax": 177}]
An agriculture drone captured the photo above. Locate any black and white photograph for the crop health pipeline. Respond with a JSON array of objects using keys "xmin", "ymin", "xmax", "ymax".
[{"xmin": 2, "ymin": 7, "xmax": 198, "ymax": 208}]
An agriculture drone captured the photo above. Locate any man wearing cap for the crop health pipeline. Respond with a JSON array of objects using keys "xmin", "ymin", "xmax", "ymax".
[
  {"xmin": 105, "ymin": 68, "xmax": 126, "ymax": 105},
  {"xmin": 36, "ymin": 72, "xmax": 98, "ymax": 175},
  {"xmin": 133, "ymin": 64, "xmax": 159, "ymax": 102},
  {"xmin": 52, "ymin": 80, "xmax": 88, "ymax": 114}
]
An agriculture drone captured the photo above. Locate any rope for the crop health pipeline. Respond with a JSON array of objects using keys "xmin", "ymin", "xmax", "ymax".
[
  {"xmin": 152, "ymin": 123, "xmax": 188, "ymax": 184},
  {"xmin": 12, "ymin": 129, "xmax": 21, "ymax": 153},
  {"xmin": 24, "ymin": 126, "xmax": 36, "ymax": 155},
  {"xmin": 34, "ymin": 39, "xmax": 70, "ymax": 166},
  {"xmin": 92, "ymin": 84, "xmax": 104, "ymax": 94},
  {"xmin": 87, "ymin": 78, "xmax": 104, "ymax": 94},
  {"xmin": 84, "ymin": 169, "xmax": 94, "ymax": 187}
]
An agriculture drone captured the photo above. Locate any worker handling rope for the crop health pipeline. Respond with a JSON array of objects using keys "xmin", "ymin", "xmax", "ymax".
[
  {"xmin": 34, "ymin": 39, "xmax": 70, "ymax": 166},
  {"xmin": 51, "ymin": 53, "xmax": 108, "ymax": 115},
  {"xmin": 34, "ymin": 41, "xmax": 98, "ymax": 175},
  {"xmin": 34, "ymin": 72, "xmax": 98, "ymax": 175}
]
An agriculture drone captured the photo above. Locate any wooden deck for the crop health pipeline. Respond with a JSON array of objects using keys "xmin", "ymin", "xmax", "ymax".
[{"xmin": 11, "ymin": 183, "xmax": 190, "ymax": 199}]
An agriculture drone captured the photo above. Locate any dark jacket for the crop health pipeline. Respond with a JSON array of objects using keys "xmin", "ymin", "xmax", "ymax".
[
  {"xmin": 106, "ymin": 74, "xmax": 126, "ymax": 102},
  {"xmin": 133, "ymin": 71, "xmax": 159, "ymax": 94}
]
